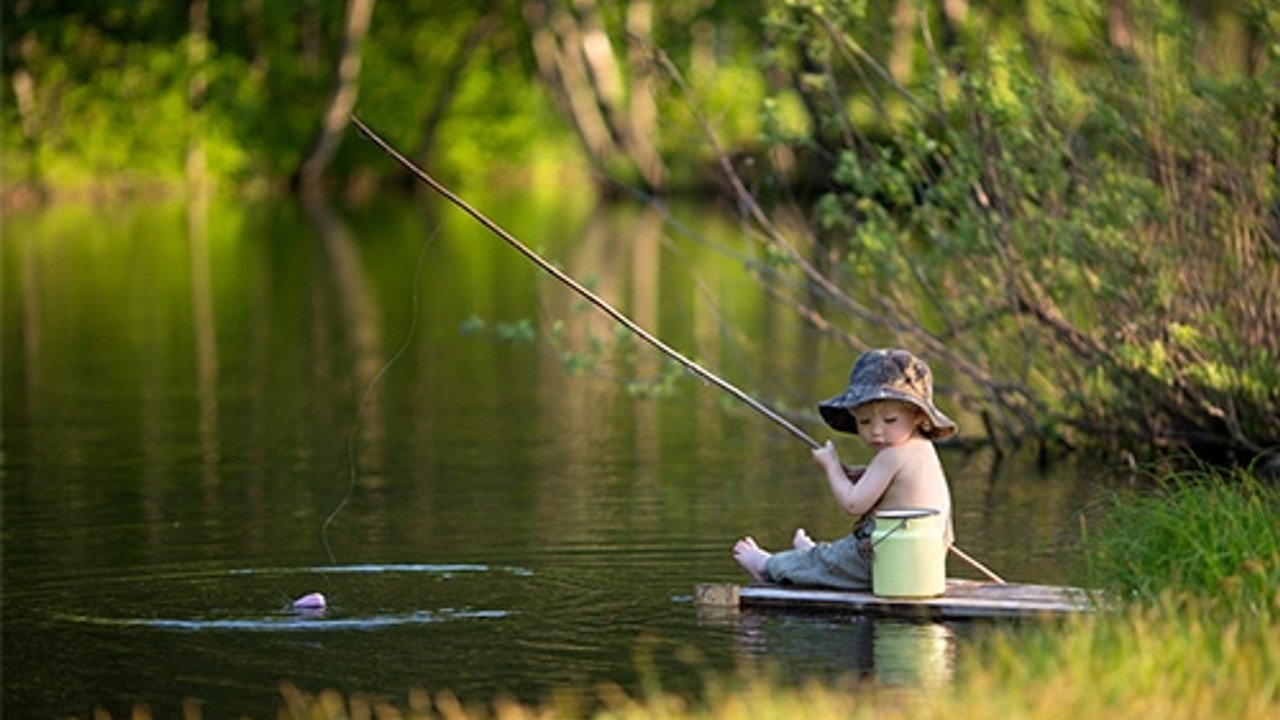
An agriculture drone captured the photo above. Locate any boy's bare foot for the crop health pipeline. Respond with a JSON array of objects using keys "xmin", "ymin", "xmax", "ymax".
[
  {"xmin": 792, "ymin": 528, "xmax": 816, "ymax": 551},
  {"xmin": 732, "ymin": 536, "xmax": 771, "ymax": 583}
]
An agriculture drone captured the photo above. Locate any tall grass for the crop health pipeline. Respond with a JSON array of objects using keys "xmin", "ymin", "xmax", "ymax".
[
  {"xmin": 946, "ymin": 597, "xmax": 1279, "ymax": 720},
  {"xmin": 1077, "ymin": 462, "xmax": 1280, "ymax": 618}
]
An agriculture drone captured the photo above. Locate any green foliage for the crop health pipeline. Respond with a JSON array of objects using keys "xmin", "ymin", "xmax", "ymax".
[
  {"xmin": 1, "ymin": 2, "xmax": 579, "ymax": 195},
  {"xmin": 494, "ymin": 319, "xmax": 538, "ymax": 344},
  {"xmin": 16, "ymin": 36, "xmax": 191, "ymax": 188},
  {"xmin": 5, "ymin": 0, "xmax": 1277, "ymax": 459},
  {"xmin": 754, "ymin": 0, "xmax": 1279, "ymax": 456},
  {"xmin": 2, "ymin": 1, "xmax": 785, "ymax": 198},
  {"xmin": 625, "ymin": 358, "xmax": 688, "ymax": 400},
  {"xmin": 460, "ymin": 310, "xmax": 691, "ymax": 399},
  {"xmin": 459, "ymin": 314, "xmax": 488, "ymax": 336}
]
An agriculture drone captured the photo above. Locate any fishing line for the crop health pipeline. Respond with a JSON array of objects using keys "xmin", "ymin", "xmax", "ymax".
[{"xmin": 321, "ymin": 224, "xmax": 440, "ymax": 566}]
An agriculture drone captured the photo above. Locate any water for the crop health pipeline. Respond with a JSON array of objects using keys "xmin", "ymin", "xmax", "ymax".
[{"xmin": 3, "ymin": 194, "xmax": 1110, "ymax": 718}]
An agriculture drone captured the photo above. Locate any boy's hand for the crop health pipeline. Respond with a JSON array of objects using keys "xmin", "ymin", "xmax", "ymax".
[
  {"xmin": 814, "ymin": 441, "xmax": 864, "ymax": 484},
  {"xmin": 812, "ymin": 440, "xmax": 843, "ymax": 476}
]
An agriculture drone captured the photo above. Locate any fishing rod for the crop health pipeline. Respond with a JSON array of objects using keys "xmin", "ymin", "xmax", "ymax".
[
  {"xmin": 350, "ymin": 114, "xmax": 1006, "ymax": 585},
  {"xmin": 351, "ymin": 115, "xmax": 819, "ymax": 450}
]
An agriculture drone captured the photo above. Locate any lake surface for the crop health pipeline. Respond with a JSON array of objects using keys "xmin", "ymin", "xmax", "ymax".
[{"xmin": 3, "ymin": 192, "xmax": 1112, "ymax": 718}]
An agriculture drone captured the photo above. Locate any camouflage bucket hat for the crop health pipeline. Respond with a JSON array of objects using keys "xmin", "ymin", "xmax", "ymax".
[{"xmin": 818, "ymin": 348, "xmax": 958, "ymax": 440}]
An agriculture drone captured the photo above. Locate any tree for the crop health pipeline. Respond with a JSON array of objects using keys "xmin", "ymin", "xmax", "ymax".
[
  {"xmin": 714, "ymin": 0, "xmax": 1280, "ymax": 459},
  {"xmin": 295, "ymin": 0, "xmax": 376, "ymax": 196},
  {"xmin": 522, "ymin": 0, "xmax": 665, "ymax": 191}
]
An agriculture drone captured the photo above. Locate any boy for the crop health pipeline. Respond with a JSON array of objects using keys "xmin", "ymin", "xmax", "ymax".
[{"xmin": 732, "ymin": 348, "xmax": 957, "ymax": 589}]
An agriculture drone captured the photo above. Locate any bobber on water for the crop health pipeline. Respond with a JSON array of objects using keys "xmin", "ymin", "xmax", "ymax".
[
  {"xmin": 871, "ymin": 508, "xmax": 947, "ymax": 598},
  {"xmin": 292, "ymin": 592, "xmax": 327, "ymax": 613}
]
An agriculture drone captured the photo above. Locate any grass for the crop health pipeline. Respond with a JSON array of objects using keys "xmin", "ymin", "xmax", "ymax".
[
  {"xmin": 82, "ymin": 465, "xmax": 1280, "ymax": 720},
  {"xmin": 1076, "ymin": 461, "xmax": 1280, "ymax": 616},
  {"xmin": 948, "ymin": 596, "xmax": 1278, "ymax": 720}
]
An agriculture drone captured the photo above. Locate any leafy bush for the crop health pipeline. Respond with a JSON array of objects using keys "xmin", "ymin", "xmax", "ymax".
[{"xmin": 742, "ymin": 0, "xmax": 1279, "ymax": 458}]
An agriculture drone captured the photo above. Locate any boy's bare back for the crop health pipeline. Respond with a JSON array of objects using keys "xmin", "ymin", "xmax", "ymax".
[{"xmin": 867, "ymin": 437, "xmax": 953, "ymax": 543}]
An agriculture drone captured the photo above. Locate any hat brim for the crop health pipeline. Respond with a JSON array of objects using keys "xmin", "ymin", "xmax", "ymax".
[{"xmin": 818, "ymin": 386, "xmax": 957, "ymax": 440}]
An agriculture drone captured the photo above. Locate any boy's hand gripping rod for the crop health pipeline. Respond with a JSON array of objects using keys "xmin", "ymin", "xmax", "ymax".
[{"xmin": 351, "ymin": 115, "xmax": 1005, "ymax": 585}]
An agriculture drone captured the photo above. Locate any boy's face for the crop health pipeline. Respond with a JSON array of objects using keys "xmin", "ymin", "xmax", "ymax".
[{"xmin": 850, "ymin": 400, "xmax": 922, "ymax": 450}]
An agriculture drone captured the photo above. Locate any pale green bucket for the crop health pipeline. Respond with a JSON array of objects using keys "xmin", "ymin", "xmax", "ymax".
[{"xmin": 871, "ymin": 508, "xmax": 946, "ymax": 598}]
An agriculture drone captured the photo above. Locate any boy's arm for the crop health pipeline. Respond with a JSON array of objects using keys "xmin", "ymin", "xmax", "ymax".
[{"xmin": 812, "ymin": 441, "xmax": 897, "ymax": 516}]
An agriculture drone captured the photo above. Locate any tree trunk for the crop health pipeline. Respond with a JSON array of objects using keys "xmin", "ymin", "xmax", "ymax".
[
  {"xmin": 624, "ymin": 0, "xmax": 665, "ymax": 190},
  {"xmin": 523, "ymin": 0, "xmax": 665, "ymax": 191},
  {"xmin": 7, "ymin": 0, "xmax": 45, "ymax": 201},
  {"xmin": 938, "ymin": 0, "xmax": 968, "ymax": 49},
  {"xmin": 10, "ymin": 36, "xmax": 42, "ymax": 196},
  {"xmin": 524, "ymin": 0, "xmax": 621, "ymax": 172},
  {"xmin": 242, "ymin": 0, "xmax": 269, "ymax": 79},
  {"xmin": 888, "ymin": 0, "xmax": 916, "ymax": 84},
  {"xmin": 187, "ymin": 0, "xmax": 210, "ymax": 194},
  {"xmin": 1107, "ymin": 0, "xmax": 1135, "ymax": 55},
  {"xmin": 296, "ymin": 0, "xmax": 376, "ymax": 197}
]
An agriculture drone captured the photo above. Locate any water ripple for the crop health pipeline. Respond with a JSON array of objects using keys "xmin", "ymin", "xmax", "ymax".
[
  {"xmin": 48, "ymin": 607, "xmax": 510, "ymax": 632},
  {"xmin": 228, "ymin": 563, "xmax": 534, "ymax": 577}
]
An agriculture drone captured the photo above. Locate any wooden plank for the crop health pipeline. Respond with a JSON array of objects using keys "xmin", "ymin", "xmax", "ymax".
[{"xmin": 695, "ymin": 579, "xmax": 1098, "ymax": 619}]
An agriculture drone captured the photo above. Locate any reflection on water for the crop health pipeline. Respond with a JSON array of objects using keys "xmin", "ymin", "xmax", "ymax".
[
  {"xmin": 699, "ymin": 605, "xmax": 956, "ymax": 689},
  {"xmin": 189, "ymin": 186, "xmax": 220, "ymax": 488},
  {"xmin": 2, "ymin": 195, "xmax": 1114, "ymax": 718},
  {"xmin": 873, "ymin": 621, "xmax": 955, "ymax": 687}
]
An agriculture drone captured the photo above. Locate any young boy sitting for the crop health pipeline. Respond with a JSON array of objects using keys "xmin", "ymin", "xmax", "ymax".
[{"xmin": 732, "ymin": 348, "xmax": 957, "ymax": 589}]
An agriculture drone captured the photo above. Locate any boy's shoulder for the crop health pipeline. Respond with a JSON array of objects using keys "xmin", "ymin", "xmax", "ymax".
[
  {"xmin": 881, "ymin": 436, "xmax": 937, "ymax": 457},
  {"xmin": 873, "ymin": 437, "xmax": 940, "ymax": 473},
  {"xmin": 870, "ymin": 438, "xmax": 929, "ymax": 467}
]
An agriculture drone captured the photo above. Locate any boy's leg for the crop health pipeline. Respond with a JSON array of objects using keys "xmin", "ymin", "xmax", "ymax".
[{"xmin": 764, "ymin": 534, "xmax": 872, "ymax": 590}]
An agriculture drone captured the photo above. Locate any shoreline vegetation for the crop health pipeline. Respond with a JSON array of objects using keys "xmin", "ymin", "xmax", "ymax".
[
  {"xmin": 75, "ymin": 464, "xmax": 1279, "ymax": 719},
  {"xmin": 5, "ymin": 1, "xmax": 1276, "ymax": 464}
]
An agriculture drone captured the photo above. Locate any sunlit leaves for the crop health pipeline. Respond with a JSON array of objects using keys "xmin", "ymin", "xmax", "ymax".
[{"xmin": 757, "ymin": 0, "xmax": 1279, "ymax": 453}]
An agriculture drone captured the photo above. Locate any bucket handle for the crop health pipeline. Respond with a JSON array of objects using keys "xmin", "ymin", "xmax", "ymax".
[{"xmin": 869, "ymin": 517, "xmax": 910, "ymax": 550}]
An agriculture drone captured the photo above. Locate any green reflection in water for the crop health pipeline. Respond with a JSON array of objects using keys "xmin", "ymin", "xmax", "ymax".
[{"xmin": 2, "ymin": 194, "xmax": 1114, "ymax": 718}]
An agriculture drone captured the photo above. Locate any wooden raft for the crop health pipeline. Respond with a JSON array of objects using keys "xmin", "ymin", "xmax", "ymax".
[{"xmin": 696, "ymin": 579, "xmax": 1097, "ymax": 620}]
